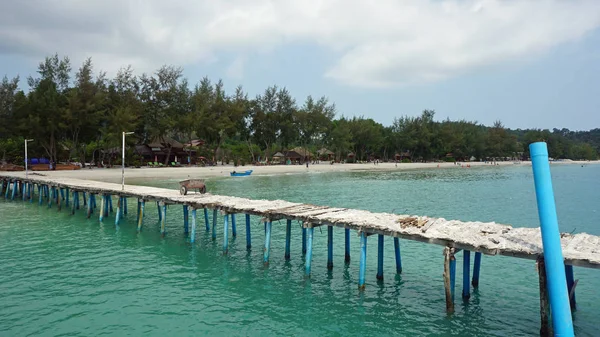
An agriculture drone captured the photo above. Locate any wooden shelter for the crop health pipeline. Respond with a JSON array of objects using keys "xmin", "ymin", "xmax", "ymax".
[
  {"xmin": 139, "ymin": 137, "xmax": 187, "ymax": 164},
  {"xmin": 284, "ymin": 147, "xmax": 312, "ymax": 163},
  {"xmin": 317, "ymin": 148, "xmax": 335, "ymax": 161},
  {"xmin": 272, "ymin": 152, "xmax": 285, "ymax": 164}
]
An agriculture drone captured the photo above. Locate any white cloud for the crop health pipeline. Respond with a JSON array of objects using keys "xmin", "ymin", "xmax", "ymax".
[
  {"xmin": 225, "ymin": 56, "xmax": 246, "ymax": 80},
  {"xmin": 0, "ymin": 0, "xmax": 599, "ymax": 87}
]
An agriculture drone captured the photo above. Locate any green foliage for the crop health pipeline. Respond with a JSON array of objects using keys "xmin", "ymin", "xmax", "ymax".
[{"xmin": 0, "ymin": 53, "xmax": 598, "ymax": 165}]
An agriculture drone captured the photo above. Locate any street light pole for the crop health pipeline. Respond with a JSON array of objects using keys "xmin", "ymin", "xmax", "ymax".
[
  {"xmin": 122, "ymin": 131, "xmax": 134, "ymax": 191},
  {"xmin": 25, "ymin": 139, "xmax": 34, "ymax": 178}
]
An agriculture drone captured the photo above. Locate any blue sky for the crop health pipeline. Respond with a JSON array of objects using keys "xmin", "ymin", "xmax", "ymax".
[{"xmin": 1, "ymin": 0, "xmax": 599, "ymax": 131}]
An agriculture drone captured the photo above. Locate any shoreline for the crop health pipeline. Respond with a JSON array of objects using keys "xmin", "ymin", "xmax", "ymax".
[{"xmin": 7, "ymin": 160, "xmax": 598, "ymax": 184}]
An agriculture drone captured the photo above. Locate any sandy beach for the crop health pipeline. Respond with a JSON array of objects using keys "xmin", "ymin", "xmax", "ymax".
[{"xmin": 8, "ymin": 160, "xmax": 596, "ymax": 184}]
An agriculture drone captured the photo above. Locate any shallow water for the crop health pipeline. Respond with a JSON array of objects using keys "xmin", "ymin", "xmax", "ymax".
[{"xmin": 1, "ymin": 165, "xmax": 599, "ymax": 336}]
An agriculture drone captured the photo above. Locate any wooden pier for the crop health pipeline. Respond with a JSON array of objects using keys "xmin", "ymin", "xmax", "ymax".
[{"xmin": 1, "ymin": 173, "xmax": 598, "ymax": 335}]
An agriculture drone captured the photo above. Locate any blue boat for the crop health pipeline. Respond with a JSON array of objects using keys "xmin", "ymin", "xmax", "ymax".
[{"xmin": 230, "ymin": 170, "xmax": 253, "ymax": 177}]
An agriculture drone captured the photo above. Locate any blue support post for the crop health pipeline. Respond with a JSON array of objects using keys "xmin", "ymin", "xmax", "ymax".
[
  {"xmin": 86, "ymin": 193, "xmax": 93, "ymax": 218},
  {"xmin": 305, "ymin": 225, "xmax": 314, "ymax": 277},
  {"xmin": 109, "ymin": 196, "xmax": 113, "ymax": 213},
  {"xmin": 530, "ymin": 142, "xmax": 574, "ymax": 336},
  {"xmin": 75, "ymin": 191, "xmax": 80, "ymax": 210},
  {"xmin": 463, "ymin": 250, "xmax": 471, "ymax": 299},
  {"xmin": 22, "ymin": 182, "xmax": 27, "ymax": 201},
  {"xmin": 302, "ymin": 227, "xmax": 307, "ymax": 255},
  {"xmin": 345, "ymin": 228, "xmax": 351, "ymax": 263},
  {"xmin": 565, "ymin": 265, "xmax": 576, "ymax": 311},
  {"xmin": 358, "ymin": 232, "xmax": 368, "ymax": 290},
  {"xmin": 285, "ymin": 219, "xmax": 292, "ymax": 260},
  {"xmin": 38, "ymin": 186, "xmax": 43, "ymax": 205},
  {"xmin": 123, "ymin": 197, "xmax": 127, "ymax": 215},
  {"xmin": 71, "ymin": 191, "xmax": 77, "ymax": 215},
  {"xmin": 104, "ymin": 195, "xmax": 110, "ymax": 217},
  {"xmin": 99, "ymin": 195, "xmax": 106, "ymax": 222},
  {"xmin": 393, "ymin": 237, "xmax": 403, "ymax": 274},
  {"xmin": 65, "ymin": 188, "xmax": 69, "ymax": 207},
  {"xmin": 160, "ymin": 202, "xmax": 167, "ymax": 235},
  {"xmin": 91, "ymin": 194, "xmax": 96, "ymax": 209},
  {"xmin": 204, "ymin": 208, "xmax": 210, "ymax": 232},
  {"xmin": 376, "ymin": 234, "xmax": 384, "ymax": 280},
  {"xmin": 327, "ymin": 226, "xmax": 334, "ymax": 270},
  {"xmin": 245, "ymin": 213, "xmax": 251, "ymax": 250},
  {"xmin": 137, "ymin": 200, "xmax": 145, "ymax": 232},
  {"xmin": 183, "ymin": 205, "xmax": 189, "ymax": 235},
  {"xmin": 212, "ymin": 209, "xmax": 217, "ymax": 241},
  {"xmin": 11, "ymin": 181, "xmax": 17, "ymax": 200},
  {"xmin": 30, "ymin": 184, "xmax": 34, "ymax": 203},
  {"xmin": 57, "ymin": 188, "xmax": 63, "ymax": 211},
  {"xmin": 157, "ymin": 201, "xmax": 162, "ymax": 221},
  {"xmin": 136, "ymin": 200, "xmax": 141, "ymax": 223},
  {"xmin": 82, "ymin": 192, "xmax": 87, "ymax": 207},
  {"xmin": 223, "ymin": 214, "xmax": 229, "ymax": 255},
  {"xmin": 4, "ymin": 180, "xmax": 10, "ymax": 198},
  {"xmin": 264, "ymin": 221, "xmax": 272, "ymax": 265},
  {"xmin": 231, "ymin": 214, "xmax": 237, "ymax": 237},
  {"xmin": 115, "ymin": 197, "xmax": 121, "ymax": 226},
  {"xmin": 47, "ymin": 187, "xmax": 53, "ymax": 208},
  {"xmin": 190, "ymin": 208, "xmax": 197, "ymax": 243},
  {"xmin": 472, "ymin": 252, "xmax": 482, "ymax": 288}
]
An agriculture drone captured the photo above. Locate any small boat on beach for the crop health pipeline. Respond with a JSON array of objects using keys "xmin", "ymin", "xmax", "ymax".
[{"xmin": 230, "ymin": 170, "xmax": 253, "ymax": 177}]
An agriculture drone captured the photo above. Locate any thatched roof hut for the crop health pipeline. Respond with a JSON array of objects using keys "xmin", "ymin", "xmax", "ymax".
[
  {"xmin": 285, "ymin": 147, "xmax": 313, "ymax": 160},
  {"xmin": 273, "ymin": 152, "xmax": 285, "ymax": 158}
]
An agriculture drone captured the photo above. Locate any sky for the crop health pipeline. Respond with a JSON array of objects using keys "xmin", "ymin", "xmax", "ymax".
[{"xmin": 0, "ymin": 0, "xmax": 599, "ymax": 131}]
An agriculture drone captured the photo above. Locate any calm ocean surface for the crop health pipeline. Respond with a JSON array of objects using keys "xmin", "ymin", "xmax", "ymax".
[{"xmin": 1, "ymin": 165, "xmax": 599, "ymax": 336}]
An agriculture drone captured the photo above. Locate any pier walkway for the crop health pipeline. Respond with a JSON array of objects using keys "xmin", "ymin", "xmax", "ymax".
[{"xmin": 1, "ymin": 172, "xmax": 598, "ymax": 334}]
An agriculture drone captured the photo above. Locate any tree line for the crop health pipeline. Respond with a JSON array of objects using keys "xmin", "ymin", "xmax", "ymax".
[{"xmin": 0, "ymin": 54, "xmax": 598, "ymax": 166}]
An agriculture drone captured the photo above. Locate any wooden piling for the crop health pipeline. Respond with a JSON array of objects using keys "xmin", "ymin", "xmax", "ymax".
[
  {"xmin": 285, "ymin": 219, "xmax": 291, "ymax": 260},
  {"xmin": 377, "ymin": 234, "xmax": 384, "ymax": 280},
  {"xmin": 463, "ymin": 250, "xmax": 471, "ymax": 299},
  {"xmin": 393, "ymin": 237, "xmax": 402, "ymax": 274},
  {"xmin": 327, "ymin": 226, "xmax": 334, "ymax": 270},
  {"xmin": 264, "ymin": 221, "xmax": 272, "ymax": 265},
  {"xmin": 472, "ymin": 252, "xmax": 482, "ymax": 288},
  {"xmin": 359, "ymin": 231, "xmax": 368, "ymax": 290},
  {"xmin": 538, "ymin": 257, "xmax": 552, "ymax": 337},
  {"xmin": 443, "ymin": 247, "xmax": 455, "ymax": 314}
]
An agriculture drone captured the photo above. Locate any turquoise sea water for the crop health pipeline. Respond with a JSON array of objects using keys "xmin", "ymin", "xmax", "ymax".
[{"xmin": 1, "ymin": 165, "xmax": 599, "ymax": 336}]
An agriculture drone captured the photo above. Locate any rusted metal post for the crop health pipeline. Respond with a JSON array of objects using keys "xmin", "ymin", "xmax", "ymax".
[
  {"xmin": 376, "ymin": 234, "xmax": 384, "ymax": 280},
  {"xmin": 463, "ymin": 250, "xmax": 471, "ymax": 299},
  {"xmin": 327, "ymin": 226, "xmax": 333, "ymax": 270},
  {"xmin": 246, "ymin": 213, "xmax": 251, "ymax": 250},
  {"xmin": 223, "ymin": 213, "xmax": 229, "ymax": 255},
  {"xmin": 538, "ymin": 257, "xmax": 551, "ymax": 337},
  {"xmin": 304, "ymin": 223, "xmax": 314, "ymax": 277},
  {"xmin": 285, "ymin": 219, "xmax": 291, "ymax": 260},
  {"xmin": 394, "ymin": 237, "xmax": 402, "ymax": 274},
  {"xmin": 264, "ymin": 221, "xmax": 272, "ymax": 265},
  {"xmin": 443, "ymin": 247, "xmax": 456, "ymax": 314},
  {"xmin": 565, "ymin": 264, "xmax": 577, "ymax": 311},
  {"xmin": 472, "ymin": 252, "xmax": 482, "ymax": 288},
  {"xmin": 358, "ymin": 231, "xmax": 368, "ymax": 290},
  {"xmin": 345, "ymin": 228, "xmax": 351, "ymax": 263}
]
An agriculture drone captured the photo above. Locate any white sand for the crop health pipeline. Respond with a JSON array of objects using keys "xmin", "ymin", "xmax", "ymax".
[{"xmin": 20, "ymin": 160, "xmax": 598, "ymax": 184}]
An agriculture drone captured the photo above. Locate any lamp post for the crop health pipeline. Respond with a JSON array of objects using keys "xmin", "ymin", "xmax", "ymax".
[
  {"xmin": 25, "ymin": 139, "xmax": 34, "ymax": 178},
  {"xmin": 122, "ymin": 131, "xmax": 135, "ymax": 191}
]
